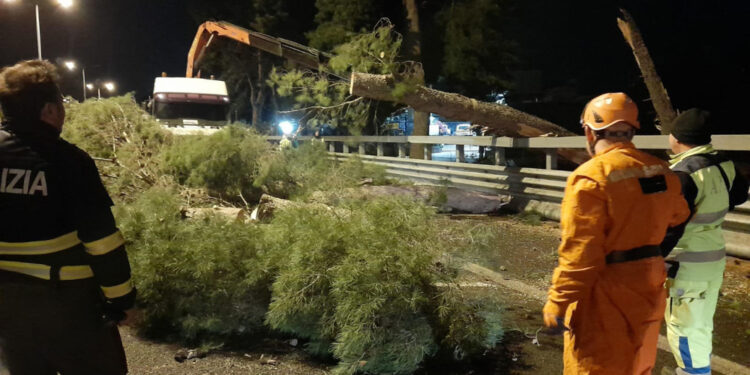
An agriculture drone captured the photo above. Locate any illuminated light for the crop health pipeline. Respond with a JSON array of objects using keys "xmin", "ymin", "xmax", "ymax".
[
  {"xmin": 86, "ymin": 83, "xmax": 94, "ymax": 90},
  {"xmin": 156, "ymin": 93, "xmax": 165, "ymax": 100},
  {"xmin": 57, "ymin": 0, "xmax": 73, "ymax": 8},
  {"xmin": 64, "ymin": 61, "xmax": 76, "ymax": 71},
  {"xmin": 104, "ymin": 82, "xmax": 115, "ymax": 91},
  {"xmin": 278, "ymin": 121, "xmax": 294, "ymax": 135},
  {"xmin": 222, "ymin": 97, "xmax": 230, "ymax": 102}
]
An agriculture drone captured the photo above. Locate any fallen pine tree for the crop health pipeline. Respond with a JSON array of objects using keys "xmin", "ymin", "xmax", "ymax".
[
  {"xmin": 62, "ymin": 96, "xmax": 509, "ymax": 374},
  {"xmin": 118, "ymin": 188, "xmax": 505, "ymax": 375}
]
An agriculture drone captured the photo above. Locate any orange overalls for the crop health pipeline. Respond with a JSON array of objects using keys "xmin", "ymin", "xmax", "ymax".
[{"xmin": 544, "ymin": 142, "xmax": 690, "ymax": 374}]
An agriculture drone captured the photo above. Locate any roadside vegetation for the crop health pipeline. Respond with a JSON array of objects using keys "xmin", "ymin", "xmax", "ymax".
[{"xmin": 63, "ymin": 96, "xmax": 505, "ymax": 375}]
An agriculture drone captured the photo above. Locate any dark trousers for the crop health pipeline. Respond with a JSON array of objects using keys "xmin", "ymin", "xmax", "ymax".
[{"xmin": 0, "ymin": 278, "xmax": 127, "ymax": 375}]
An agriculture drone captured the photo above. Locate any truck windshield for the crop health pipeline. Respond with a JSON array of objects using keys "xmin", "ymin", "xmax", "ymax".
[{"xmin": 154, "ymin": 101, "xmax": 228, "ymax": 121}]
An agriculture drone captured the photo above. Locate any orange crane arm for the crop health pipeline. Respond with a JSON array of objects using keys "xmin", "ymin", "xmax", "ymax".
[{"xmin": 186, "ymin": 21, "xmax": 327, "ymax": 78}]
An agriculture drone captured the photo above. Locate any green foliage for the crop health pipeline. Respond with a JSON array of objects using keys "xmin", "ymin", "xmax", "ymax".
[
  {"xmin": 254, "ymin": 140, "xmax": 387, "ymax": 199},
  {"xmin": 306, "ymin": 0, "xmax": 383, "ymax": 51},
  {"xmin": 62, "ymin": 95, "xmax": 172, "ymax": 201},
  {"xmin": 436, "ymin": 0, "xmax": 516, "ymax": 98},
  {"xmin": 268, "ymin": 22, "xmax": 404, "ymax": 133},
  {"xmin": 117, "ymin": 189, "xmax": 504, "ymax": 371},
  {"xmin": 435, "ymin": 286, "xmax": 504, "ymax": 359},
  {"xmin": 115, "ymin": 188, "xmax": 273, "ymax": 345},
  {"xmin": 517, "ymin": 210, "xmax": 543, "ymax": 226},
  {"xmin": 265, "ymin": 198, "xmax": 503, "ymax": 374},
  {"xmin": 162, "ymin": 125, "xmax": 272, "ymax": 202}
]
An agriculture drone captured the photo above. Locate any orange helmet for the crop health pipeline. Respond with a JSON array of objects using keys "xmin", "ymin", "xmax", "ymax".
[{"xmin": 580, "ymin": 92, "xmax": 640, "ymax": 130}]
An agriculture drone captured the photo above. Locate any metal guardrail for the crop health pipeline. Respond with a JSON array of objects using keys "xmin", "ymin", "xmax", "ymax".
[
  {"xmin": 270, "ymin": 134, "xmax": 750, "ymax": 170},
  {"xmin": 316, "ymin": 135, "xmax": 750, "ymax": 259}
]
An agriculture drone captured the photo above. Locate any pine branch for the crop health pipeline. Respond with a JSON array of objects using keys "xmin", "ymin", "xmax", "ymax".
[{"xmin": 277, "ymin": 97, "xmax": 365, "ymax": 114}]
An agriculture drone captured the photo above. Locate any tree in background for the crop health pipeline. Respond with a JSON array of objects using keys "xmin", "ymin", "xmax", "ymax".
[
  {"xmin": 433, "ymin": 0, "xmax": 516, "ymax": 99},
  {"xmin": 187, "ymin": 0, "xmax": 315, "ymax": 130},
  {"xmin": 306, "ymin": 0, "xmax": 399, "ymax": 51},
  {"xmin": 268, "ymin": 20, "xmax": 405, "ymax": 134}
]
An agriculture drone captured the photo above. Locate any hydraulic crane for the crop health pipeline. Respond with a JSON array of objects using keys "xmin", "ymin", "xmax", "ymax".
[{"xmin": 186, "ymin": 21, "xmax": 329, "ymax": 78}]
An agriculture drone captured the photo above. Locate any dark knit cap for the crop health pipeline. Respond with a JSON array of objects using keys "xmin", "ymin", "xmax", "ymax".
[{"xmin": 671, "ymin": 108, "xmax": 712, "ymax": 145}]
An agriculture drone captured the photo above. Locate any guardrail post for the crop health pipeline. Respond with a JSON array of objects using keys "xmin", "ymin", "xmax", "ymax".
[
  {"xmin": 377, "ymin": 143, "xmax": 384, "ymax": 156},
  {"xmin": 545, "ymin": 149, "xmax": 558, "ymax": 170},
  {"xmin": 456, "ymin": 144, "xmax": 465, "ymax": 163},
  {"xmin": 494, "ymin": 148, "xmax": 506, "ymax": 166},
  {"xmin": 423, "ymin": 144, "xmax": 432, "ymax": 160},
  {"xmin": 342, "ymin": 143, "xmax": 350, "ymax": 154},
  {"xmin": 328, "ymin": 142, "xmax": 335, "ymax": 153},
  {"xmin": 398, "ymin": 144, "xmax": 406, "ymax": 158},
  {"xmin": 359, "ymin": 143, "xmax": 366, "ymax": 155}
]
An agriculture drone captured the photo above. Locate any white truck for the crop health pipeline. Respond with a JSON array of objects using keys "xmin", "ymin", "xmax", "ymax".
[{"xmin": 151, "ymin": 77, "xmax": 230, "ymax": 135}]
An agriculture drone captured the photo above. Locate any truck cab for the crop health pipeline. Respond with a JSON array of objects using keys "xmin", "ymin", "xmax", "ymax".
[{"xmin": 151, "ymin": 77, "xmax": 230, "ymax": 135}]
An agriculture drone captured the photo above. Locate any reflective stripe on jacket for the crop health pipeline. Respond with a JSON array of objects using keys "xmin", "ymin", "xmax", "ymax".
[
  {"xmin": 545, "ymin": 142, "xmax": 691, "ymax": 317},
  {"xmin": 0, "ymin": 120, "xmax": 135, "ymax": 309},
  {"xmin": 669, "ymin": 144, "xmax": 749, "ymax": 280}
]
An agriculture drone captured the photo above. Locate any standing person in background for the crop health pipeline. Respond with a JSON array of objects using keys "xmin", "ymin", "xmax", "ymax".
[
  {"xmin": 279, "ymin": 134, "xmax": 292, "ymax": 149},
  {"xmin": 0, "ymin": 60, "xmax": 136, "ymax": 374},
  {"xmin": 661, "ymin": 109, "xmax": 748, "ymax": 375},
  {"xmin": 543, "ymin": 92, "xmax": 691, "ymax": 374}
]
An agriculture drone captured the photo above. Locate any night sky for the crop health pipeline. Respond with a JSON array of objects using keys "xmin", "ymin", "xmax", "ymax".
[{"xmin": 1, "ymin": 0, "xmax": 748, "ymax": 134}]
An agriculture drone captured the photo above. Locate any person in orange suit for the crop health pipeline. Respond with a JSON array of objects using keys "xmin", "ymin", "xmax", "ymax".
[{"xmin": 543, "ymin": 92, "xmax": 691, "ymax": 374}]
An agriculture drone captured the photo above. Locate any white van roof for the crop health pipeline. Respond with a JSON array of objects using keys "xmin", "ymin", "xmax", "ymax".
[{"xmin": 153, "ymin": 77, "xmax": 228, "ymax": 96}]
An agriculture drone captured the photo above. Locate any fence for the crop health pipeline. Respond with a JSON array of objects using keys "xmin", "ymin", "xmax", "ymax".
[{"xmin": 268, "ymin": 134, "xmax": 750, "ymax": 259}]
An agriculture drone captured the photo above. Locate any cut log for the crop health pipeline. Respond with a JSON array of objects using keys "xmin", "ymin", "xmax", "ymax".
[
  {"xmin": 252, "ymin": 194, "xmax": 347, "ymax": 221},
  {"xmin": 349, "ymin": 72, "xmax": 589, "ymax": 164},
  {"xmin": 182, "ymin": 206, "xmax": 248, "ymax": 222},
  {"xmin": 617, "ymin": 9, "xmax": 677, "ymax": 134}
]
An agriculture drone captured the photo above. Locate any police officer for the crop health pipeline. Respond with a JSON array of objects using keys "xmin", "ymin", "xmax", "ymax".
[
  {"xmin": 662, "ymin": 109, "xmax": 748, "ymax": 375},
  {"xmin": 0, "ymin": 60, "xmax": 135, "ymax": 374}
]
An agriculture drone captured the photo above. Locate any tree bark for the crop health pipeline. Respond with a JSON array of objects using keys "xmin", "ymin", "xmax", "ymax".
[
  {"xmin": 350, "ymin": 72, "xmax": 588, "ymax": 164},
  {"xmin": 249, "ymin": 51, "xmax": 267, "ymax": 128},
  {"xmin": 617, "ymin": 9, "xmax": 677, "ymax": 134},
  {"xmin": 350, "ymin": 72, "xmax": 574, "ymax": 137},
  {"xmin": 402, "ymin": 0, "xmax": 428, "ymax": 159}
]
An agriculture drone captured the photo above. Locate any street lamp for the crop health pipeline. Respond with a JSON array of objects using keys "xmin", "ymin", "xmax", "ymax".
[
  {"xmin": 86, "ymin": 81, "xmax": 116, "ymax": 100},
  {"xmin": 2, "ymin": 0, "xmax": 74, "ymax": 60},
  {"xmin": 62, "ymin": 60, "xmax": 86, "ymax": 100}
]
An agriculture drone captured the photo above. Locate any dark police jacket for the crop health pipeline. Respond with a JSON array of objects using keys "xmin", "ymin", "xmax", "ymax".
[{"xmin": 0, "ymin": 119, "xmax": 135, "ymax": 312}]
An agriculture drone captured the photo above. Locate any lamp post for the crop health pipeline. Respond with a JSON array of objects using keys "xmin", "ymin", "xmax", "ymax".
[
  {"xmin": 87, "ymin": 81, "xmax": 116, "ymax": 100},
  {"xmin": 3, "ymin": 0, "xmax": 74, "ymax": 60},
  {"xmin": 63, "ymin": 60, "xmax": 86, "ymax": 100}
]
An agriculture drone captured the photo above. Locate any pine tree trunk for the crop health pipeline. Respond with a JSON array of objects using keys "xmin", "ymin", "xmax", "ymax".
[
  {"xmin": 402, "ymin": 0, "xmax": 427, "ymax": 159},
  {"xmin": 249, "ymin": 51, "xmax": 267, "ymax": 128},
  {"xmin": 350, "ymin": 73, "xmax": 573, "ymax": 137},
  {"xmin": 350, "ymin": 72, "xmax": 588, "ymax": 164},
  {"xmin": 617, "ymin": 9, "xmax": 677, "ymax": 134}
]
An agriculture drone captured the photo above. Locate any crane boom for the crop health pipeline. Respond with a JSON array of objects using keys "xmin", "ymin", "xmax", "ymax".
[{"xmin": 186, "ymin": 21, "xmax": 327, "ymax": 78}]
